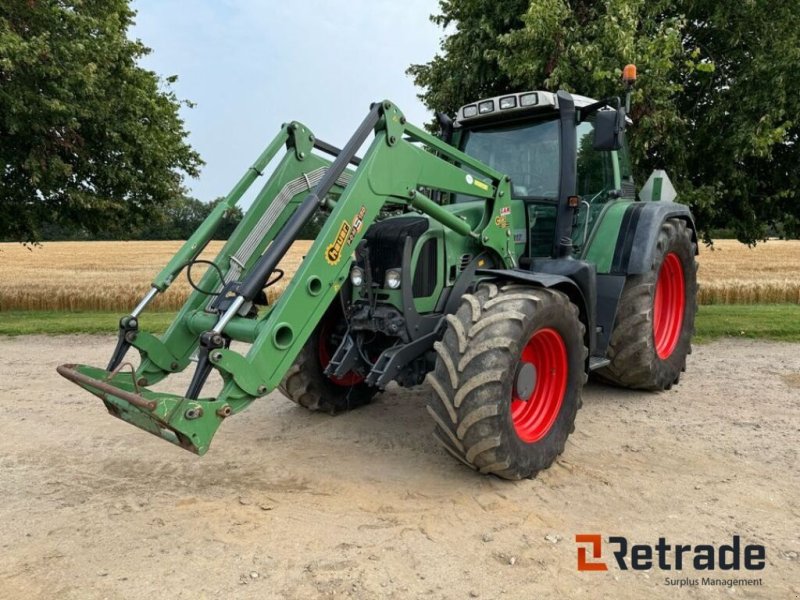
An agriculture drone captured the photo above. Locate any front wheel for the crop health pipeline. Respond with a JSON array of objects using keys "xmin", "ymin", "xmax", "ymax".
[
  {"xmin": 278, "ymin": 305, "xmax": 377, "ymax": 414},
  {"xmin": 426, "ymin": 283, "xmax": 587, "ymax": 480},
  {"xmin": 596, "ymin": 218, "xmax": 698, "ymax": 390}
]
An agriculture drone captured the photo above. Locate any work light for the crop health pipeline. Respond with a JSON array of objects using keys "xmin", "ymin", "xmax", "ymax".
[{"xmin": 499, "ymin": 96, "xmax": 517, "ymax": 110}]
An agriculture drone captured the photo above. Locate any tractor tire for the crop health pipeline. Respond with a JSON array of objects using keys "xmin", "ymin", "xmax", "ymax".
[
  {"xmin": 596, "ymin": 217, "xmax": 698, "ymax": 391},
  {"xmin": 426, "ymin": 282, "xmax": 587, "ymax": 480},
  {"xmin": 278, "ymin": 306, "xmax": 377, "ymax": 414}
]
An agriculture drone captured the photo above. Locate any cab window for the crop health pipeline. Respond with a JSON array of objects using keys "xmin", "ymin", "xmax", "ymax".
[
  {"xmin": 576, "ymin": 120, "xmax": 615, "ymax": 199},
  {"xmin": 456, "ymin": 119, "xmax": 560, "ymax": 202},
  {"xmin": 574, "ymin": 119, "xmax": 616, "ymax": 250}
]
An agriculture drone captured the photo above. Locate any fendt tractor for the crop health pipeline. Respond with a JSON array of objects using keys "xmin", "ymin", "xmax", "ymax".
[{"xmin": 59, "ymin": 65, "xmax": 698, "ymax": 479}]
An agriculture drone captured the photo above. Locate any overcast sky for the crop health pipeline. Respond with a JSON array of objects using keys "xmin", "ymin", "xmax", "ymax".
[{"xmin": 131, "ymin": 0, "xmax": 443, "ymax": 202}]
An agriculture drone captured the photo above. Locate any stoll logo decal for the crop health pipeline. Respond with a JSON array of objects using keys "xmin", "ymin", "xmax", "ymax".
[{"xmin": 575, "ymin": 534, "xmax": 766, "ymax": 589}]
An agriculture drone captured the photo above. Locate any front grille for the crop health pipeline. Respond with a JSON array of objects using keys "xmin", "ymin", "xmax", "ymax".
[
  {"xmin": 621, "ymin": 180, "xmax": 636, "ymax": 200},
  {"xmin": 459, "ymin": 254, "xmax": 473, "ymax": 271},
  {"xmin": 363, "ymin": 216, "xmax": 429, "ymax": 284}
]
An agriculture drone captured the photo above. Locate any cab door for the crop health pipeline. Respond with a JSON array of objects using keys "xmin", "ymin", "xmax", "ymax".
[{"xmin": 572, "ymin": 118, "xmax": 619, "ymax": 251}]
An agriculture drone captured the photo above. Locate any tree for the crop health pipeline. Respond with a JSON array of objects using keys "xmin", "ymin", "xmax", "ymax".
[
  {"xmin": 0, "ymin": 0, "xmax": 202, "ymax": 244},
  {"xmin": 18, "ymin": 195, "xmax": 242, "ymax": 241},
  {"xmin": 136, "ymin": 196, "xmax": 242, "ymax": 241},
  {"xmin": 409, "ymin": 0, "xmax": 800, "ymax": 243}
]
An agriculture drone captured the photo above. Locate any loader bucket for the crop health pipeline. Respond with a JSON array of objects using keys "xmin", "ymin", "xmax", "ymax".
[{"xmin": 57, "ymin": 364, "xmax": 230, "ymax": 455}]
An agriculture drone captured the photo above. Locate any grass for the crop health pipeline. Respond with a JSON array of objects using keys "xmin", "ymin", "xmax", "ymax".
[
  {"xmin": 693, "ymin": 304, "xmax": 800, "ymax": 343},
  {"xmin": 2, "ymin": 305, "xmax": 800, "ymax": 342},
  {"xmin": 0, "ymin": 311, "xmax": 175, "ymax": 336}
]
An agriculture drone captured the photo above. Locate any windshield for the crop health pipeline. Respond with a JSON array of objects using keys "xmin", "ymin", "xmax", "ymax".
[{"xmin": 459, "ymin": 119, "xmax": 560, "ymax": 201}]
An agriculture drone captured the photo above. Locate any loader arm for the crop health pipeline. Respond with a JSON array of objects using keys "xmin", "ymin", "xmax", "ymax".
[{"xmin": 58, "ymin": 100, "xmax": 514, "ymax": 454}]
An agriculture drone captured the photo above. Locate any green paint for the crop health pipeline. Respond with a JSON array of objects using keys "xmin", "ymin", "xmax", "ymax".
[
  {"xmin": 581, "ymin": 200, "xmax": 634, "ymax": 272},
  {"xmin": 72, "ymin": 363, "xmax": 226, "ymax": 455},
  {"xmin": 411, "ymin": 191, "xmax": 474, "ymax": 238},
  {"xmin": 653, "ymin": 177, "xmax": 663, "ymax": 201}
]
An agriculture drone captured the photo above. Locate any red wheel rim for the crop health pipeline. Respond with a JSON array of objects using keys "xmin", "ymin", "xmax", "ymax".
[
  {"xmin": 653, "ymin": 252, "xmax": 685, "ymax": 359},
  {"xmin": 317, "ymin": 320, "xmax": 365, "ymax": 386},
  {"xmin": 510, "ymin": 328, "xmax": 568, "ymax": 443}
]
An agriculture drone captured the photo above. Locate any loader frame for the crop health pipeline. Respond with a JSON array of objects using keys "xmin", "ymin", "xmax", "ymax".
[{"xmin": 59, "ymin": 100, "xmax": 519, "ymax": 454}]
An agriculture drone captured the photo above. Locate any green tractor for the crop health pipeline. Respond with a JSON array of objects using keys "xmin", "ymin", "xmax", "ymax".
[{"xmin": 58, "ymin": 66, "xmax": 697, "ymax": 479}]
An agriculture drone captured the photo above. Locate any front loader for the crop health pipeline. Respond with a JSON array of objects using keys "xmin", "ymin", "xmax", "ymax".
[{"xmin": 59, "ymin": 66, "xmax": 698, "ymax": 479}]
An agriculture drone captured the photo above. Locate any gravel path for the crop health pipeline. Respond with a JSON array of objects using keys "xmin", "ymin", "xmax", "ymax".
[{"xmin": 0, "ymin": 336, "xmax": 797, "ymax": 599}]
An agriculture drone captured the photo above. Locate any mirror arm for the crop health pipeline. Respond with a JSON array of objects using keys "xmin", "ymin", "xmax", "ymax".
[{"xmin": 577, "ymin": 96, "xmax": 622, "ymax": 123}]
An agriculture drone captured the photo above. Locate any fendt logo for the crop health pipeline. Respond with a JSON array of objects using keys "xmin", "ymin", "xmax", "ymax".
[{"xmin": 575, "ymin": 534, "xmax": 766, "ymax": 572}]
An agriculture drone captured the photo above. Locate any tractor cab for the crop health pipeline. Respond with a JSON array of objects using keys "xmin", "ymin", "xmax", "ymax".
[{"xmin": 451, "ymin": 90, "xmax": 635, "ymax": 259}]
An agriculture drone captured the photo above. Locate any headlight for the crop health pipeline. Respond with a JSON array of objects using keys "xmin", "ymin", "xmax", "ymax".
[
  {"xmin": 478, "ymin": 100, "xmax": 494, "ymax": 114},
  {"xmin": 384, "ymin": 268, "xmax": 401, "ymax": 289},
  {"xmin": 350, "ymin": 266, "xmax": 364, "ymax": 287}
]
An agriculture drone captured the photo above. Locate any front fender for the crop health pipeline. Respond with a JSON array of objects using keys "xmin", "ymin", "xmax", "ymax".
[{"xmin": 476, "ymin": 267, "xmax": 593, "ymax": 361}]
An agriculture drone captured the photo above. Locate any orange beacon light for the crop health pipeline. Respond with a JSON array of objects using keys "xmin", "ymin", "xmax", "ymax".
[{"xmin": 623, "ymin": 64, "xmax": 637, "ymax": 84}]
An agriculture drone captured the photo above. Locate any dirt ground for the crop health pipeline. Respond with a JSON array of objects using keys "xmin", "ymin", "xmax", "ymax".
[{"xmin": 0, "ymin": 335, "xmax": 797, "ymax": 599}]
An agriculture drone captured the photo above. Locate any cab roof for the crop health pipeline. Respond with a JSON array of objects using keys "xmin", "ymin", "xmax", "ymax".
[{"xmin": 455, "ymin": 91, "xmax": 598, "ymax": 126}]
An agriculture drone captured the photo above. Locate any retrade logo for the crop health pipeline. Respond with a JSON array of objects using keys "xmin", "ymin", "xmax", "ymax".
[
  {"xmin": 575, "ymin": 534, "xmax": 765, "ymax": 572},
  {"xmin": 576, "ymin": 534, "xmax": 608, "ymax": 571}
]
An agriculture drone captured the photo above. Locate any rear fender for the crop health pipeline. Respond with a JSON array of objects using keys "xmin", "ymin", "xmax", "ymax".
[{"xmin": 611, "ymin": 202, "xmax": 698, "ymax": 275}]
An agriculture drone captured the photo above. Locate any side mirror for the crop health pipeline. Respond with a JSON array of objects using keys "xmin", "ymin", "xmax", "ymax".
[{"xmin": 593, "ymin": 108, "xmax": 626, "ymax": 151}]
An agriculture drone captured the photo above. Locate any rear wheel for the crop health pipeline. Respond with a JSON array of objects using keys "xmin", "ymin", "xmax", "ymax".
[
  {"xmin": 596, "ymin": 218, "xmax": 698, "ymax": 390},
  {"xmin": 426, "ymin": 283, "xmax": 587, "ymax": 479},
  {"xmin": 278, "ymin": 305, "xmax": 377, "ymax": 414}
]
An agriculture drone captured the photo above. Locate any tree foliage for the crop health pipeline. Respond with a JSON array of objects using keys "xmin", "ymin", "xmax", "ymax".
[
  {"xmin": 135, "ymin": 197, "xmax": 241, "ymax": 240},
  {"xmin": 30, "ymin": 196, "xmax": 241, "ymax": 241},
  {"xmin": 0, "ymin": 0, "xmax": 202, "ymax": 243},
  {"xmin": 409, "ymin": 0, "xmax": 800, "ymax": 243}
]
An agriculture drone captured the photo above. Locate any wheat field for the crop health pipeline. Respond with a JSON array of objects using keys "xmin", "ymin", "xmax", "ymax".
[
  {"xmin": 0, "ymin": 239, "xmax": 797, "ymax": 311},
  {"xmin": 0, "ymin": 240, "xmax": 313, "ymax": 312},
  {"xmin": 696, "ymin": 239, "xmax": 800, "ymax": 304}
]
